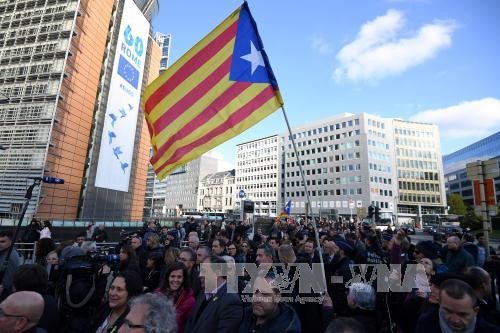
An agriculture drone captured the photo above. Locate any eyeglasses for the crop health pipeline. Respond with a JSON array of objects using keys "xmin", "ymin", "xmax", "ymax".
[
  {"xmin": 122, "ymin": 319, "xmax": 145, "ymax": 331},
  {"xmin": 178, "ymin": 257, "xmax": 192, "ymax": 262},
  {"xmin": 228, "ymin": 247, "xmax": 236, "ymax": 251},
  {"xmin": 0, "ymin": 308, "xmax": 26, "ymax": 319}
]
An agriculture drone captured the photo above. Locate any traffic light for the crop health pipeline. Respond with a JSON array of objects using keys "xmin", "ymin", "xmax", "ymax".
[
  {"xmin": 375, "ymin": 206, "xmax": 380, "ymax": 223},
  {"xmin": 368, "ymin": 206, "xmax": 374, "ymax": 219}
]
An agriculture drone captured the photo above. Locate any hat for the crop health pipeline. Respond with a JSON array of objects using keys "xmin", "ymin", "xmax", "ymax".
[
  {"xmin": 336, "ymin": 240, "xmax": 353, "ymax": 253},
  {"xmin": 415, "ymin": 241, "xmax": 438, "ymax": 260}
]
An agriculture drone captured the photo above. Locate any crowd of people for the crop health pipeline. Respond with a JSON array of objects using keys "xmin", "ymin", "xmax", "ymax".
[{"xmin": 0, "ymin": 216, "xmax": 499, "ymax": 333}]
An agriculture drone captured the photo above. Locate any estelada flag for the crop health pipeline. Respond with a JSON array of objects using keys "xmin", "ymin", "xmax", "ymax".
[
  {"xmin": 280, "ymin": 200, "xmax": 291, "ymax": 217},
  {"xmin": 142, "ymin": 2, "xmax": 283, "ymax": 180}
]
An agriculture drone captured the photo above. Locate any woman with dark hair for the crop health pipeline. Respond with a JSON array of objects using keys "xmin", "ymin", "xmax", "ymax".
[
  {"xmin": 35, "ymin": 238, "xmax": 55, "ymax": 265},
  {"xmin": 40, "ymin": 220, "xmax": 52, "ymax": 239},
  {"xmin": 156, "ymin": 261, "xmax": 195, "ymax": 333},
  {"xmin": 241, "ymin": 240, "xmax": 256, "ymax": 264},
  {"xmin": 118, "ymin": 244, "xmax": 141, "ymax": 275},
  {"xmin": 143, "ymin": 254, "xmax": 162, "ymax": 292},
  {"xmin": 90, "ymin": 271, "xmax": 143, "ymax": 333},
  {"xmin": 227, "ymin": 241, "xmax": 245, "ymax": 263}
]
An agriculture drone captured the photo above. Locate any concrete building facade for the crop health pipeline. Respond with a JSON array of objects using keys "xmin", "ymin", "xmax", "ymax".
[
  {"xmin": 198, "ymin": 169, "xmax": 235, "ymax": 213},
  {"xmin": 234, "ymin": 113, "xmax": 446, "ymax": 223},
  {"xmin": 282, "ymin": 113, "xmax": 397, "ymax": 218},
  {"xmin": 159, "ymin": 154, "xmax": 220, "ymax": 216},
  {"xmin": 235, "ymin": 135, "xmax": 280, "ymax": 216},
  {"xmin": 393, "ymin": 119, "xmax": 447, "ymax": 224},
  {"xmin": 0, "ymin": 0, "xmax": 160, "ymax": 222}
]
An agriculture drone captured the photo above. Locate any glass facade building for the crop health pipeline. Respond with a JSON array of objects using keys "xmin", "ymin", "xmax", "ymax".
[{"xmin": 443, "ymin": 132, "xmax": 500, "ymax": 205}]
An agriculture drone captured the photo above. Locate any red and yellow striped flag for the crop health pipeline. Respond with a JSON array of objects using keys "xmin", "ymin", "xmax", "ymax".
[{"xmin": 142, "ymin": 2, "xmax": 283, "ymax": 180}]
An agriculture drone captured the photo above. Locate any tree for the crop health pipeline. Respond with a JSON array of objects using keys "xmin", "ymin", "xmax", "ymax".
[{"xmin": 448, "ymin": 194, "xmax": 468, "ymax": 216}]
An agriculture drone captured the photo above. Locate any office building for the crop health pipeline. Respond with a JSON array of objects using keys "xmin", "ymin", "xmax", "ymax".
[
  {"xmin": 158, "ymin": 154, "xmax": 221, "ymax": 216},
  {"xmin": 154, "ymin": 32, "xmax": 171, "ymax": 74},
  {"xmin": 235, "ymin": 113, "xmax": 446, "ymax": 223},
  {"xmin": 235, "ymin": 135, "xmax": 281, "ymax": 216},
  {"xmin": 393, "ymin": 119, "xmax": 447, "ymax": 224},
  {"xmin": 198, "ymin": 169, "xmax": 235, "ymax": 213},
  {"xmin": 282, "ymin": 113, "xmax": 396, "ymax": 218},
  {"xmin": 0, "ymin": 0, "xmax": 160, "ymax": 221},
  {"xmin": 444, "ymin": 131, "xmax": 500, "ymax": 205}
]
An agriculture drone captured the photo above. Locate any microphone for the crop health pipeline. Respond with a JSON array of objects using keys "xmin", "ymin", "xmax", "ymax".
[{"xmin": 29, "ymin": 176, "xmax": 65, "ymax": 184}]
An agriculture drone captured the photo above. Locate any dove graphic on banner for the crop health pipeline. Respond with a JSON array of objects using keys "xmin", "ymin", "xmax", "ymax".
[
  {"xmin": 113, "ymin": 146, "xmax": 123, "ymax": 159},
  {"xmin": 108, "ymin": 131, "xmax": 117, "ymax": 144},
  {"xmin": 109, "ymin": 113, "xmax": 118, "ymax": 127}
]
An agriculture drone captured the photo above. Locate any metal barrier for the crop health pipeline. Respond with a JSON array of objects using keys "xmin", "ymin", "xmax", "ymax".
[{"xmin": 14, "ymin": 242, "xmax": 38, "ymax": 264}]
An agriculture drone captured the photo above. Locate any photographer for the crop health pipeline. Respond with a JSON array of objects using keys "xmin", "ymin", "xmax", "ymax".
[{"xmin": 58, "ymin": 245, "xmax": 111, "ymax": 332}]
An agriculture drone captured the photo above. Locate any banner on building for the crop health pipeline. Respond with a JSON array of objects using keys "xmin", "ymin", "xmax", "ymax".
[{"xmin": 95, "ymin": 0, "xmax": 150, "ymax": 191}]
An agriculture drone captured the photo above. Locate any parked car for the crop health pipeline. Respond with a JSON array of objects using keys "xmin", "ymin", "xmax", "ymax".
[
  {"xmin": 400, "ymin": 225, "xmax": 416, "ymax": 235},
  {"xmin": 437, "ymin": 225, "xmax": 463, "ymax": 235},
  {"xmin": 423, "ymin": 224, "xmax": 439, "ymax": 234}
]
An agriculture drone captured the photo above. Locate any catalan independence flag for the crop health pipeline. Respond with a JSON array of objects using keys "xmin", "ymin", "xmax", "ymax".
[
  {"xmin": 142, "ymin": 2, "xmax": 283, "ymax": 179},
  {"xmin": 279, "ymin": 200, "xmax": 291, "ymax": 218}
]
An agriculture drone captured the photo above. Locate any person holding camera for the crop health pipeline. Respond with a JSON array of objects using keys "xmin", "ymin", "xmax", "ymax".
[{"xmin": 90, "ymin": 271, "xmax": 143, "ymax": 333}]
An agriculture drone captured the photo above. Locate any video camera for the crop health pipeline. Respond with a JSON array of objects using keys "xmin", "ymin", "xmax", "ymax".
[{"xmin": 120, "ymin": 229, "xmax": 144, "ymax": 241}]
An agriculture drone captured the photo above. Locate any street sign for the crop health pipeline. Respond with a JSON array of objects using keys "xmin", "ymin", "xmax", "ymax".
[{"xmin": 239, "ymin": 189, "xmax": 246, "ymax": 198}]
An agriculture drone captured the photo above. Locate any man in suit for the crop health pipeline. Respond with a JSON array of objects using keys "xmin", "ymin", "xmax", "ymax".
[{"xmin": 184, "ymin": 255, "xmax": 243, "ymax": 333}]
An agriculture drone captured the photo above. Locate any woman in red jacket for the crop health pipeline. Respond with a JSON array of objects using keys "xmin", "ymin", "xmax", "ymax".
[{"xmin": 156, "ymin": 261, "xmax": 196, "ymax": 333}]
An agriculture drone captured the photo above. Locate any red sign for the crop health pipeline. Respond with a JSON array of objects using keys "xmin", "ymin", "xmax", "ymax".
[{"xmin": 472, "ymin": 179, "xmax": 497, "ymax": 206}]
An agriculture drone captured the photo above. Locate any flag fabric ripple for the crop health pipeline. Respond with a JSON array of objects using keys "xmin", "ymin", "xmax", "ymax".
[{"xmin": 142, "ymin": 2, "xmax": 283, "ymax": 180}]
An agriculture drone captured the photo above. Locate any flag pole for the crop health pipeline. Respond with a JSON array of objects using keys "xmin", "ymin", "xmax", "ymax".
[{"xmin": 280, "ymin": 104, "xmax": 327, "ymax": 293}]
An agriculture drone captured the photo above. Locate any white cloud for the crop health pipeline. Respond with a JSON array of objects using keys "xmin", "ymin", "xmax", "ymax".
[
  {"xmin": 410, "ymin": 98, "xmax": 500, "ymax": 140},
  {"xmin": 334, "ymin": 9, "xmax": 456, "ymax": 82},
  {"xmin": 311, "ymin": 36, "xmax": 334, "ymax": 55}
]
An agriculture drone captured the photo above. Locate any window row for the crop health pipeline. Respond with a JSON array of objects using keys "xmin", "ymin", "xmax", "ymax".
[
  {"xmin": 370, "ymin": 188, "xmax": 393, "ymax": 197},
  {"xmin": 286, "ymin": 188, "xmax": 363, "ymax": 198},
  {"xmin": 395, "ymin": 137, "xmax": 435, "ymax": 149},
  {"xmin": 396, "ymin": 148, "xmax": 436, "ymax": 160},
  {"xmin": 394, "ymin": 127, "xmax": 434, "ymax": 138},
  {"xmin": 399, "ymin": 194, "xmax": 441, "ymax": 204},
  {"xmin": 367, "ymin": 139, "xmax": 390, "ymax": 150},
  {"xmin": 288, "ymin": 118, "xmax": 360, "ymax": 141},
  {"xmin": 368, "ymin": 163, "xmax": 391, "ymax": 173},
  {"xmin": 397, "ymin": 159, "xmax": 438, "ymax": 170},
  {"xmin": 399, "ymin": 181, "xmax": 440, "ymax": 192},
  {"xmin": 398, "ymin": 170, "xmax": 440, "ymax": 181},
  {"xmin": 367, "ymin": 119, "xmax": 385, "ymax": 129}
]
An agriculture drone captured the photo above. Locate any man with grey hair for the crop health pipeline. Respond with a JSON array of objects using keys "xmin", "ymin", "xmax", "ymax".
[
  {"xmin": 117, "ymin": 293, "xmax": 176, "ymax": 333},
  {"xmin": 444, "ymin": 235, "xmax": 474, "ymax": 274}
]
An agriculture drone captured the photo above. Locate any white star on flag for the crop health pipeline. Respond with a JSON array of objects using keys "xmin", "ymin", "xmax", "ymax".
[{"xmin": 240, "ymin": 41, "xmax": 265, "ymax": 75}]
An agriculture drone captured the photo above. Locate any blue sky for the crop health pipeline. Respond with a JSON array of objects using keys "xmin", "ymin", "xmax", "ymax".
[{"xmin": 151, "ymin": 0, "xmax": 500, "ymax": 168}]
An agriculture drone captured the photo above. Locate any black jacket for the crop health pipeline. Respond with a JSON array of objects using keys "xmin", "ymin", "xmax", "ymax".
[
  {"xmin": 415, "ymin": 306, "xmax": 500, "ymax": 333},
  {"xmin": 184, "ymin": 282, "xmax": 243, "ymax": 333},
  {"xmin": 239, "ymin": 303, "xmax": 301, "ymax": 333}
]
